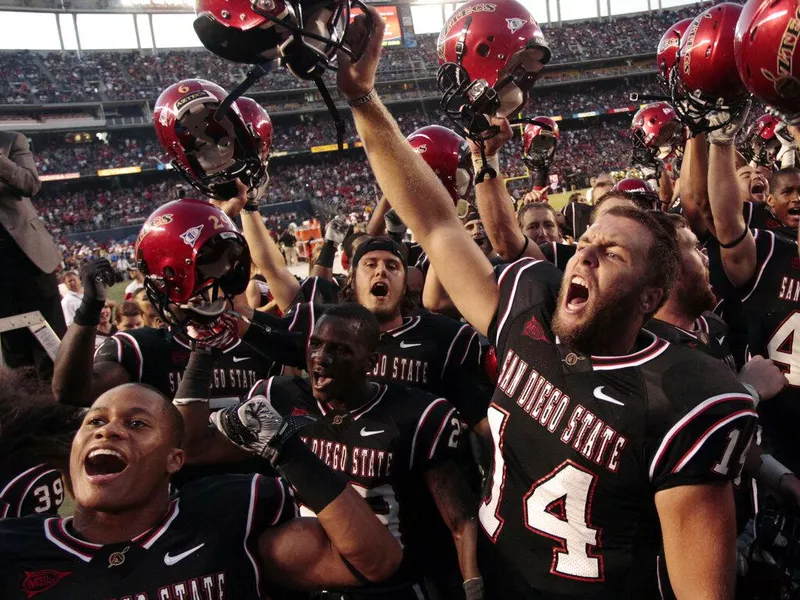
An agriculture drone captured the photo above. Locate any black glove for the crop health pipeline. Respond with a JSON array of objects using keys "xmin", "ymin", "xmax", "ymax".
[{"xmin": 74, "ymin": 258, "xmax": 115, "ymax": 327}]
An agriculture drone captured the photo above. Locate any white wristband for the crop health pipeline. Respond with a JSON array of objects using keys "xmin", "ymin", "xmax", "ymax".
[
  {"xmin": 173, "ymin": 397, "xmax": 209, "ymax": 406},
  {"xmin": 758, "ymin": 454, "xmax": 792, "ymax": 489},
  {"xmin": 472, "ymin": 153, "xmax": 501, "ymax": 181},
  {"xmin": 740, "ymin": 382, "xmax": 761, "ymax": 408}
]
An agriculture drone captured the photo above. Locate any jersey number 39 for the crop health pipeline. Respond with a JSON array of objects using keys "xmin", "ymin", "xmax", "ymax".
[{"xmin": 479, "ymin": 405, "xmax": 603, "ymax": 581}]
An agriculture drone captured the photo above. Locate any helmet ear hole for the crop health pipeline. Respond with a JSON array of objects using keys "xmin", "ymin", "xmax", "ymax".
[{"xmin": 477, "ymin": 43, "xmax": 490, "ymax": 57}]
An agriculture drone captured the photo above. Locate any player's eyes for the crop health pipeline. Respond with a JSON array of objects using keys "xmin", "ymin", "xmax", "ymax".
[
  {"xmin": 129, "ymin": 420, "xmax": 148, "ymax": 429},
  {"xmin": 87, "ymin": 418, "xmax": 106, "ymax": 427}
]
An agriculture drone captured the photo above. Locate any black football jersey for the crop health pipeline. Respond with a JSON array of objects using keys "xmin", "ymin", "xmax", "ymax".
[
  {"xmin": 480, "ymin": 259, "xmax": 757, "ymax": 598},
  {"xmin": 0, "ymin": 474, "xmax": 297, "ymax": 599},
  {"xmin": 0, "ymin": 461, "xmax": 64, "ymax": 519},
  {"xmin": 255, "ymin": 303, "xmax": 492, "ymax": 428},
  {"xmin": 646, "ymin": 312, "xmax": 736, "ymax": 371},
  {"xmin": 250, "ymin": 376, "xmax": 462, "ymax": 591},
  {"xmin": 739, "ymin": 229, "xmax": 800, "ymax": 472},
  {"xmin": 299, "ymin": 276, "xmax": 340, "ymax": 305},
  {"xmin": 94, "ymin": 327, "xmax": 277, "ymax": 409},
  {"xmin": 539, "ymin": 241, "xmax": 577, "ymax": 272}
]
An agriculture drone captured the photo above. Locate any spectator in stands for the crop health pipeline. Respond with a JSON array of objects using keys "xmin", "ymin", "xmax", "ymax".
[
  {"xmin": 0, "ymin": 129, "xmax": 66, "ymax": 379},
  {"xmin": 60, "ymin": 271, "xmax": 83, "ymax": 327},
  {"xmin": 280, "ymin": 228, "xmax": 299, "ymax": 266},
  {"xmin": 114, "ymin": 300, "xmax": 144, "ymax": 331}
]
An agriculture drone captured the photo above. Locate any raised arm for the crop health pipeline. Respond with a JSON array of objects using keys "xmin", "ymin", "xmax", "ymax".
[
  {"xmin": 52, "ymin": 259, "xmax": 130, "ymax": 405},
  {"xmin": 366, "ymin": 195, "xmax": 390, "ymax": 236},
  {"xmin": 708, "ymin": 140, "xmax": 756, "ymax": 287},
  {"xmin": 470, "ymin": 118, "xmax": 545, "ymax": 263},
  {"xmin": 0, "ymin": 132, "xmax": 41, "ymax": 198},
  {"xmin": 338, "ymin": 7, "xmax": 497, "ymax": 336}
]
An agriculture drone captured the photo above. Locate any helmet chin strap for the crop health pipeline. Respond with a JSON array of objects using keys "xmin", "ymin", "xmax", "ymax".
[{"xmin": 214, "ymin": 62, "xmax": 273, "ymax": 124}]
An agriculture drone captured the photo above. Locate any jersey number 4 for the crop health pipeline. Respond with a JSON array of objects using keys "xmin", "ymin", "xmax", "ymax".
[
  {"xmin": 768, "ymin": 311, "xmax": 800, "ymax": 387},
  {"xmin": 479, "ymin": 406, "xmax": 603, "ymax": 581}
]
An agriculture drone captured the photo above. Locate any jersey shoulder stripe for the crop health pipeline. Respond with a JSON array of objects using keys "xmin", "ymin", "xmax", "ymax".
[
  {"xmin": 742, "ymin": 229, "xmax": 776, "ymax": 302},
  {"xmin": 410, "ymin": 397, "xmax": 450, "ymax": 470},
  {"xmin": 495, "ymin": 258, "xmax": 544, "ymax": 347}
]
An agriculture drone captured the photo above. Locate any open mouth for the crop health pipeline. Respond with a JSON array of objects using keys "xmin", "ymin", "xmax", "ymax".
[
  {"xmin": 311, "ymin": 367, "xmax": 334, "ymax": 392},
  {"xmin": 371, "ymin": 281, "xmax": 389, "ymax": 298},
  {"xmin": 788, "ymin": 207, "xmax": 800, "ymax": 217},
  {"xmin": 564, "ymin": 276, "xmax": 590, "ymax": 313},
  {"xmin": 84, "ymin": 448, "xmax": 128, "ymax": 483},
  {"xmin": 751, "ymin": 182, "xmax": 766, "ymax": 200}
]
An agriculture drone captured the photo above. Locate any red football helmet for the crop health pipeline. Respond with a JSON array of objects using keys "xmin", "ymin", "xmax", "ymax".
[
  {"xmin": 735, "ymin": 0, "xmax": 800, "ymax": 119},
  {"xmin": 136, "ymin": 198, "xmax": 250, "ymax": 338},
  {"xmin": 436, "ymin": 0, "xmax": 550, "ymax": 140},
  {"xmin": 407, "ymin": 125, "xmax": 473, "ymax": 201},
  {"xmin": 670, "ymin": 3, "xmax": 751, "ymax": 132},
  {"xmin": 656, "ymin": 18, "xmax": 693, "ymax": 90},
  {"xmin": 742, "ymin": 114, "xmax": 783, "ymax": 167},
  {"xmin": 631, "ymin": 102, "xmax": 685, "ymax": 164},
  {"xmin": 154, "ymin": 79, "xmax": 269, "ymax": 199},
  {"xmin": 234, "ymin": 95, "xmax": 273, "ymax": 185},
  {"xmin": 613, "ymin": 178, "xmax": 661, "ymax": 210},
  {"xmin": 521, "ymin": 116, "xmax": 560, "ymax": 170},
  {"xmin": 193, "ymin": 0, "xmax": 371, "ymax": 77}
]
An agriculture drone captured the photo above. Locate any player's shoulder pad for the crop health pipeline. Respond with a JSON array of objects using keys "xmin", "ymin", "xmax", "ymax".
[
  {"xmin": 695, "ymin": 310, "xmax": 729, "ymax": 338},
  {"xmin": 178, "ymin": 473, "xmax": 296, "ymax": 525}
]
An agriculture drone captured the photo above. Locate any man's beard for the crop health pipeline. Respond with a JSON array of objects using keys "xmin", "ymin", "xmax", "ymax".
[
  {"xmin": 552, "ymin": 284, "xmax": 642, "ymax": 355},
  {"xmin": 674, "ymin": 272, "xmax": 716, "ymax": 321}
]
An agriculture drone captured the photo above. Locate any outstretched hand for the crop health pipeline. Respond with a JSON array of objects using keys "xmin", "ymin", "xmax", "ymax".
[
  {"xmin": 337, "ymin": 4, "xmax": 385, "ymax": 102},
  {"xmin": 210, "ymin": 180, "xmax": 249, "ymax": 219},
  {"xmin": 467, "ymin": 117, "xmax": 513, "ymax": 158}
]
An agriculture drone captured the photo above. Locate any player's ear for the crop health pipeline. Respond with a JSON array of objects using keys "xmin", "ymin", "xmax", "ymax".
[
  {"xmin": 166, "ymin": 448, "xmax": 185, "ymax": 475},
  {"xmin": 639, "ymin": 286, "xmax": 663, "ymax": 316}
]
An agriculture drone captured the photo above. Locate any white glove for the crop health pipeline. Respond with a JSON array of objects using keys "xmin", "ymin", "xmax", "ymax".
[
  {"xmin": 384, "ymin": 209, "xmax": 407, "ymax": 235},
  {"xmin": 325, "ymin": 217, "xmax": 350, "ymax": 245},
  {"xmin": 775, "ymin": 122, "xmax": 798, "ymax": 169},
  {"xmin": 210, "ymin": 395, "xmax": 312, "ymax": 460},
  {"xmin": 708, "ymin": 101, "xmax": 751, "ymax": 146}
]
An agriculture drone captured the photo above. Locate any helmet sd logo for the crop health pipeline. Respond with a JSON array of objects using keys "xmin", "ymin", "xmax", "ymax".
[
  {"xmin": 21, "ymin": 570, "xmax": 72, "ymax": 598},
  {"xmin": 506, "ymin": 18, "xmax": 527, "ymax": 34},
  {"xmin": 414, "ymin": 144, "xmax": 427, "ymax": 154},
  {"xmin": 158, "ymin": 109, "xmax": 169, "ymax": 127},
  {"xmin": 150, "ymin": 214, "xmax": 174, "ymax": 228},
  {"xmin": 658, "ymin": 36, "xmax": 679, "ymax": 54},
  {"xmin": 178, "ymin": 84, "xmax": 190, "ymax": 94},
  {"xmin": 681, "ymin": 17, "xmax": 702, "ymax": 75},
  {"xmin": 180, "ymin": 224, "xmax": 204, "ymax": 248},
  {"xmin": 761, "ymin": 7, "xmax": 800, "ymax": 100}
]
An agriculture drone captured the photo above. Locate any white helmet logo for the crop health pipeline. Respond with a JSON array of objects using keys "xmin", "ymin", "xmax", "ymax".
[
  {"xmin": 506, "ymin": 18, "xmax": 527, "ymax": 34},
  {"xmin": 180, "ymin": 224, "xmax": 204, "ymax": 248}
]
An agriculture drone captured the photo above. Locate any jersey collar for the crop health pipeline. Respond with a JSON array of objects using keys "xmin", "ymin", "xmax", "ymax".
[
  {"xmin": 316, "ymin": 383, "xmax": 387, "ymax": 421},
  {"xmin": 44, "ymin": 499, "xmax": 180, "ymax": 562},
  {"xmin": 383, "ymin": 316, "xmax": 421, "ymax": 337},
  {"xmin": 589, "ymin": 330, "xmax": 669, "ymax": 371}
]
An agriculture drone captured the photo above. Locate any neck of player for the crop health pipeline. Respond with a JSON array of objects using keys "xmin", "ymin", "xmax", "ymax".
[
  {"xmin": 378, "ymin": 312, "xmax": 404, "ymax": 332},
  {"xmin": 71, "ymin": 487, "xmax": 172, "ymax": 545},
  {"xmin": 328, "ymin": 380, "xmax": 378, "ymax": 411},
  {"xmin": 653, "ymin": 296, "xmax": 696, "ymax": 333}
]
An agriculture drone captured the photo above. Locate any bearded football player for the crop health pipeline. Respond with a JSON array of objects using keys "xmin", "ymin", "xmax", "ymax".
[
  {"xmin": 337, "ymin": 5, "xmax": 757, "ymax": 597},
  {"xmin": 0, "ymin": 381, "xmax": 402, "ymax": 598}
]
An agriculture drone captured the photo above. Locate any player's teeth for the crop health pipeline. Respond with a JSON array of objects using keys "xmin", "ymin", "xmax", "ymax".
[{"xmin": 88, "ymin": 449, "xmax": 123, "ymax": 460}]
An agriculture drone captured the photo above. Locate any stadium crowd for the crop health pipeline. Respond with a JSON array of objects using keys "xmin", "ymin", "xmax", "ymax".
[{"xmin": 6, "ymin": 1, "xmax": 800, "ymax": 600}]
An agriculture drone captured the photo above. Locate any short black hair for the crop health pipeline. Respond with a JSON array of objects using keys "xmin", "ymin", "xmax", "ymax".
[
  {"xmin": 517, "ymin": 202, "xmax": 560, "ymax": 230},
  {"xmin": 648, "ymin": 211, "xmax": 687, "ymax": 241},
  {"xmin": 769, "ymin": 167, "xmax": 800, "ymax": 194},
  {"xmin": 603, "ymin": 205, "xmax": 680, "ymax": 316},
  {"xmin": 319, "ymin": 303, "xmax": 380, "ymax": 353}
]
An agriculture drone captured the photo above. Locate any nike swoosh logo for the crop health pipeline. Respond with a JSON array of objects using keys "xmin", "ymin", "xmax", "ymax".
[
  {"xmin": 164, "ymin": 543, "xmax": 204, "ymax": 566},
  {"xmin": 232, "ymin": 357, "xmax": 249, "ymax": 363},
  {"xmin": 717, "ymin": 335, "xmax": 726, "ymax": 345},
  {"xmin": 399, "ymin": 341, "xmax": 421, "ymax": 349},
  {"xmin": 592, "ymin": 386, "xmax": 624, "ymax": 407},
  {"xmin": 360, "ymin": 428, "xmax": 385, "ymax": 437}
]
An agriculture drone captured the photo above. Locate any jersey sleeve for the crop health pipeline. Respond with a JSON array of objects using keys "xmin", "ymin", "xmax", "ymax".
[
  {"xmin": 242, "ymin": 307, "xmax": 309, "ymax": 369},
  {"xmin": 0, "ymin": 464, "xmax": 63, "ymax": 518},
  {"xmin": 94, "ymin": 331, "xmax": 146, "ymax": 382},
  {"xmin": 184, "ymin": 474, "xmax": 298, "ymax": 541},
  {"xmin": 739, "ymin": 229, "xmax": 777, "ymax": 301},
  {"xmin": 246, "ymin": 376, "xmax": 311, "ymax": 419},
  {"xmin": 300, "ymin": 277, "xmax": 340, "ymax": 305},
  {"xmin": 409, "ymin": 398, "xmax": 463, "ymax": 471},
  {"xmin": 488, "ymin": 258, "xmax": 562, "ymax": 356},
  {"xmin": 440, "ymin": 325, "xmax": 492, "ymax": 428},
  {"xmin": 647, "ymin": 357, "xmax": 758, "ymax": 491}
]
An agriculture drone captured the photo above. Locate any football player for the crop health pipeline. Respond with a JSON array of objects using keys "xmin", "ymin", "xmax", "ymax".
[
  {"xmin": 0, "ymin": 367, "xmax": 82, "ymax": 519},
  {"xmin": 0, "ymin": 382, "xmax": 402, "ymax": 598},
  {"xmin": 708, "ymin": 116, "xmax": 800, "ymax": 477},
  {"xmin": 339, "ymin": 5, "xmax": 757, "ymax": 597},
  {"xmin": 53, "ymin": 200, "xmax": 280, "ymax": 411},
  {"xmin": 178, "ymin": 303, "xmax": 483, "ymax": 599}
]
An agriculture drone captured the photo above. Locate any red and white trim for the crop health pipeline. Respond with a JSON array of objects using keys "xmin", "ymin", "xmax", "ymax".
[
  {"xmin": 1, "ymin": 463, "xmax": 48, "ymax": 502},
  {"xmin": 429, "ymin": 406, "xmax": 457, "ymax": 460},
  {"xmin": 387, "ymin": 316, "xmax": 421, "ymax": 338},
  {"xmin": 17, "ymin": 467, "xmax": 59, "ymax": 518},
  {"xmin": 441, "ymin": 323, "xmax": 472, "ymax": 379},
  {"xmin": 44, "ymin": 517, "xmax": 102, "ymax": 562},
  {"xmin": 671, "ymin": 410, "xmax": 758, "ymax": 474},
  {"xmin": 648, "ymin": 393, "xmax": 755, "ymax": 481},
  {"xmin": 137, "ymin": 499, "xmax": 180, "ymax": 549},
  {"xmin": 741, "ymin": 229, "xmax": 775, "ymax": 303},
  {"xmin": 409, "ymin": 398, "xmax": 449, "ymax": 470},
  {"xmin": 351, "ymin": 384, "xmax": 387, "ymax": 421},
  {"xmin": 591, "ymin": 332, "xmax": 669, "ymax": 371},
  {"xmin": 495, "ymin": 259, "xmax": 542, "ymax": 348},
  {"xmin": 116, "ymin": 331, "xmax": 144, "ymax": 381}
]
